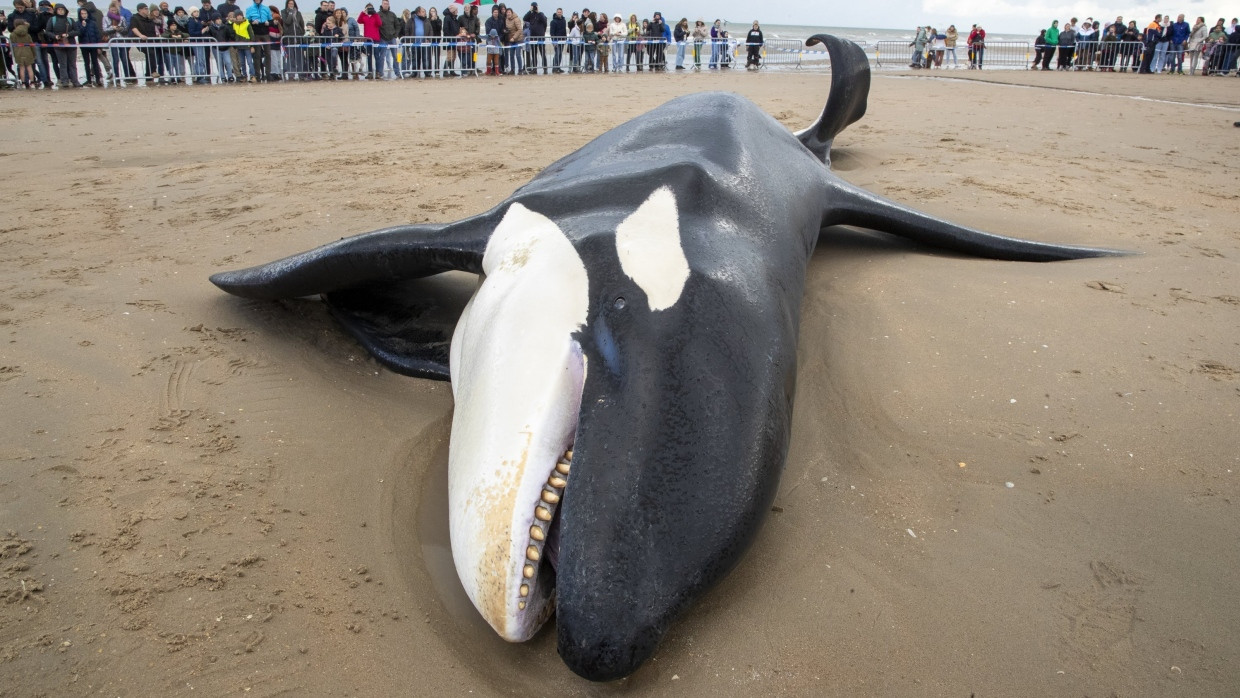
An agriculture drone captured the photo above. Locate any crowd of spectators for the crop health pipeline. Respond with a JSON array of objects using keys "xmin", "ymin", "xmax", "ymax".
[
  {"xmin": 0, "ymin": 0, "xmax": 764, "ymax": 87},
  {"xmin": 5, "ymin": 3, "xmax": 1240, "ymax": 89},
  {"xmin": 1027, "ymin": 15, "xmax": 1240, "ymax": 75},
  {"xmin": 908, "ymin": 15, "xmax": 1240, "ymax": 75}
]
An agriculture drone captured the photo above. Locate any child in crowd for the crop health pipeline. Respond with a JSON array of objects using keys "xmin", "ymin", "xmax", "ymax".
[
  {"xmin": 11, "ymin": 19, "xmax": 37, "ymax": 88},
  {"xmin": 582, "ymin": 20, "xmax": 597, "ymax": 72},
  {"xmin": 486, "ymin": 27, "xmax": 501, "ymax": 75}
]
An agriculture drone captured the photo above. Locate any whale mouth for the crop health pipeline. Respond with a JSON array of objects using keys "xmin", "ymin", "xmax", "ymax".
[{"xmin": 517, "ymin": 448, "xmax": 572, "ymax": 618}]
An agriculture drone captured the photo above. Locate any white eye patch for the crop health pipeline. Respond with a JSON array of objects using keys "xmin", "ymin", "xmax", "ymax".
[{"xmin": 615, "ymin": 186, "xmax": 690, "ymax": 312}]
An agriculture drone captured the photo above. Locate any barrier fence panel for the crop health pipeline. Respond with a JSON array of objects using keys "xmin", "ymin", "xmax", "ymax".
[
  {"xmin": 876, "ymin": 39, "xmax": 1031, "ymax": 69},
  {"xmin": 1202, "ymin": 42, "xmax": 1240, "ymax": 75},
  {"xmin": 278, "ymin": 36, "xmax": 376, "ymax": 80},
  {"xmin": 394, "ymin": 37, "xmax": 483, "ymax": 78},
  {"xmin": 107, "ymin": 38, "xmax": 222, "ymax": 85}
]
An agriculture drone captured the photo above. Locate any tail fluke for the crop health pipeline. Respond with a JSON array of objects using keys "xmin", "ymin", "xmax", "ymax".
[{"xmin": 797, "ymin": 35, "xmax": 871, "ymax": 164}]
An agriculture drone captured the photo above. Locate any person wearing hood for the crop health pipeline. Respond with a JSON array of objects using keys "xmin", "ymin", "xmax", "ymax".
[
  {"xmin": 76, "ymin": 5, "xmax": 104, "ymax": 85},
  {"xmin": 9, "ymin": 0, "xmax": 52, "ymax": 87},
  {"xmin": 45, "ymin": 3, "xmax": 83, "ymax": 87},
  {"xmin": 34, "ymin": 1, "xmax": 60, "ymax": 86},
  {"xmin": 77, "ymin": 0, "xmax": 115, "ymax": 82},
  {"xmin": 10, "ymin": 18, "xmax": 39, "ymax": 88}
]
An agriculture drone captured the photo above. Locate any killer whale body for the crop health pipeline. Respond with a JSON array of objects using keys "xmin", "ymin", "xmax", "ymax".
[{"xmin": 211, "ymin": 35, "xmax": 1130, "ymax": 682}]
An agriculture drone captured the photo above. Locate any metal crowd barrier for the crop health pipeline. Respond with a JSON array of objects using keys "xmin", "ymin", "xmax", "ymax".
[
  {"xmin": 877, "ymin": 39, "xmax": 1032, "ymax": 69},
  {"xmin": 1201, "ymin": 42, "xmax": 1240, "ymax": 75},
  {"xmin": 106, "ymin": 37, "xmax": 223, "ymax": 85},
  {"xmin": 278, "ymin": 35, "xmax": 376, "ymax": 80}
]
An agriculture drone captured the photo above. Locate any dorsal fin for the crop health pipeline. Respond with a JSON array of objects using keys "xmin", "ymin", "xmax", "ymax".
[{"xmin": 797, "ymin": 34, "xmax": 871, "ymax": 164}]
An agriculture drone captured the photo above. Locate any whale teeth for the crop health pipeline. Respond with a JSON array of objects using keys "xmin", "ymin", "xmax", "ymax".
[
  {"xmin": 555, "ymin": 461, "xmax": 570, "ymax": 475},
  {"xmin": 535, "ymin": 506, "xmax": 552, "ymax": 522},
  {"xmin": 518, "ymin": 601, "xmax": 526, "ymax": 610},
  {"xmin": 520, "ymin": 584, "xmax": 529, "ymax": 597},
  {"xmin": 541, "ymin": 490, "xmax": 560, "ymax": 504},
  {"xmin": 530, "ymin": 525, "xmax": 545, "ymax": 541},
  {"xmin": 548, "ymin": 475, "xmax": 567, "ymax": 489},
  {"xmin": 563, "ymin": 449, "xmax": 573, "ymax": 462},
  {"xmin": 523, "ymin": 564, "xmax": 535, "ymax": 579},
  {"xmin": 526, "ymin": 545, "xmax": 540, "ymax": 561}
]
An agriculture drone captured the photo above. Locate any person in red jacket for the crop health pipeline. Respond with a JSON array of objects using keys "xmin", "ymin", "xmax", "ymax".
[{"xmin": 356, "ymin": 1, "xmax": 381, "ymax": 77}]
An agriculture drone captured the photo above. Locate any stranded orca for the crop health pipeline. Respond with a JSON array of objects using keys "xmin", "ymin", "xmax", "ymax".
[{"xmin": 211, "ymin": 35, "xmax": 1130, "ymax": 681}]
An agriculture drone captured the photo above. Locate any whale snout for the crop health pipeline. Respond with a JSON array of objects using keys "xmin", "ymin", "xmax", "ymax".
[{"xmin": 557, "ymin": 617, "xmax": 662, "ymax": 682}]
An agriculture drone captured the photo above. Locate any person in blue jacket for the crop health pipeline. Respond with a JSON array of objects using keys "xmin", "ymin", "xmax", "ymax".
[{"xmin": 1168, "ymin": 13, "xmax": 1190, "ymax": 73}]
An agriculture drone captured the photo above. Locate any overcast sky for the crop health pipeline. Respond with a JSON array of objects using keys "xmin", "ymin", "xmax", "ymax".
[{"xmin": 474, "ymin": 1, "xmax": 1237, "ymax": 35}]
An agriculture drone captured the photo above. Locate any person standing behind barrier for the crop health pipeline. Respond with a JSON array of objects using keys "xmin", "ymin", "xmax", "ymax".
[
  {"xmin": 77, "ymin": 0, "xmax": 114, "ymax": 83},
  {"xmin": 1118, "ymin": 21, "xmax": 1139, "ymax": 71},
  {"xmin": 930, "ymin": 27, "xmax": 945, "ymax": 67},
  {"xmin": 672, "ymin": 17, "xmax": 686, "ymax": 69},
  {"xmin": 206, "ymin": 10, "xmax": 230, "ymax": 79},
  {"xmin": 356, "ymin": 2, "xmax": 379, "ymax": 77},
  {"xmin": 503, "ymin": 6, "xmax": 521, "ymax": 74},
  {"xmin": 580, "ymin": 18, "xmax": 595, "ymax": 71},
  {"xmin": 1168, "ymin": 14, "xmax": 1189, "ymax": 74},
  {"xmin": 690, "ymin": 17, "xmax": 705, "ymax": 69},
  {"xmin": 427, "ymin": 5, "xmax": 441, "ymax": 73},
  {"xmin": 944, "ymin": 24, "xmax": 958, "ymax": 67},
  {"xmin": 481, "ymin": 4, "xmax": 499, "ymax": 73},
  {"xmin": 1138, "ymin": 15, "xmax": 1160, "ymax": 73},
  {"xmin": 744, "ymin": 19, "xmax": 761, "ymax": 70},
  {"xmin": 1154, "ymin": 15, "xmax": 1172, "ymax": 73},
  {"xmin": 44, "ymin": 2, "xmax": 80, "ymax": 87},
  {"xmin": 318, "ymin": 14, "xmax": 340, "ymax": 75},
  {"xmin": 1099, "ymin": 26, "xmax": 1119, "ymax": 71},
  {"xmin": 280, "ymin": 0, "xmax": 303, "ymax": 77},
  {"xmin": 622, "ymin": 13, "xmax": 636, "ymax": 70},
  {"xmin": 163, "ymin": 11, "xmax": 187, "ymax": 82},
  {"xmin": 127, "ymin": 2, "xmax": 158, "ymax": 81},
  {"xmin": 11, "ymin": 19, "xmax": 39, "ymax": 88},
  {"xmin": 76, "ymin": 5, "xmax": 104, "ymax": 84},
  {"xmin": 566, "ymin": 14, "xmax": 580, "ymax": 71},
  {"xmin": 1186, "ymin": 17, "xmax": 1206, "ymax": 74},
  {"xmin": 32, "ymin": 1, "xmax": 58, "ymax": 87},
  {"xmin": 185, "ymin": 6, "xmax": 206, "ymax": 82},
  {"xmin": 458, "ymin": 4, "xmax": 477, "ymax": 73},
  {"xmin": 969, "ymin": 25, "xmax": 984, "ymax": 68},
  {"xmin": 908, "ymin": 24, "xmax": 926, "ymax": 68},
  {"xmin": 522, "ymin": 2, "xmax": 545, "ymax": 73},
  {"xmin": 708, "ymin": 18, "xmax": 722, "ymax": 68},
  {"xmin": 441, "ymin": 3, "xmax": 461, "ymax": 75},
  {"xmin": 1055, "ymin": 21, "xmax": 1074, "ymax": 69},
  {"xmin": 645, "ymin": 13, "xmax": 662, "ymax": 71},
  {"xmin": 228, "ymin": 11, "xmax": 251, "ymax": 79},
  {"xmin": 375, "ymin": 0, "xmax": 397, "ymax": 77},
  {"xmin": 606, "ymin": 14, "xmax": 621, "ymax": 70},
  {"xmin": 245, "ymin": 0, "xmax": 271, "ymax": 80},
  {"xmin": 8, "ymin": 0, "xmax": 47, "ymax": 88},
  {"xmin": 546, "ymin": 7, "xmax": 563, "ymax": 72},
  {"xmin": 1039, "ymin": 20, "xmax": 1057, "ymax": 69},
  {"xmin": 594, "ymin": 13, "xmax": 610, "ymax": 72},
  {"xmin": 1076, "ymin": 20, "xmax": 1096, "ymax": 69}
]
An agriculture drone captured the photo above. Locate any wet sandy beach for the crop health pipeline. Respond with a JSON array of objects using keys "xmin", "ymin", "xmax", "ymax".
[{"xmin": 1, "ymin": 69, "xmax": 1238, "ymax": 695}]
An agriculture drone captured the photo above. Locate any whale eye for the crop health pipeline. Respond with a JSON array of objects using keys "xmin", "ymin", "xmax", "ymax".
[{"xmin": 613, "ymin": 297, "xmax": 626, "ymax": 310}]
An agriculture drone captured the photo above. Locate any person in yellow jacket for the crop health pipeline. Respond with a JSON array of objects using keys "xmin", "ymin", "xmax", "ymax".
[{"xmin": 231, "ymin": 11, "xmax": 255, "ymax": 80}]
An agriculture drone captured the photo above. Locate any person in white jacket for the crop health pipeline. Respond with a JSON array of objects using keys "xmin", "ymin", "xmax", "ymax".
[{"xmin": 607, "ymin": 13, "xmax": 625, "ymax": 71}]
